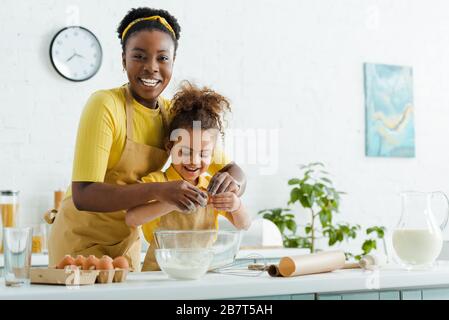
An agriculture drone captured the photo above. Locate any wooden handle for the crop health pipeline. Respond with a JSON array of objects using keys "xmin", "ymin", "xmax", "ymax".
[
  {"xmin": 54, "ymin": 190, "xmax": 64, "ymax": 210},
  {"xmin": 342, "ymin": 262, "xmax": 360, "ymax": 269}
]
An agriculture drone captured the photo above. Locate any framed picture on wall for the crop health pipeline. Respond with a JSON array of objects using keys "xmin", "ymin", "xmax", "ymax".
[{"xmin": 364, "ymin": 63, "xmax": 415, "ymax": 158}]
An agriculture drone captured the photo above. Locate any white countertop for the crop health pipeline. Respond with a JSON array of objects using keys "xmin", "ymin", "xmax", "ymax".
[{"xmin": 3, "ymin": 261, "xmax": 449, "ymax": 299}]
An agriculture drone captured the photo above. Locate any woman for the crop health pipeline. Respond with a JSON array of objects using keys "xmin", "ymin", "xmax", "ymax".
[{"xmin": 48, "ymin": 7, "xmax": 246, "ymax": 271}]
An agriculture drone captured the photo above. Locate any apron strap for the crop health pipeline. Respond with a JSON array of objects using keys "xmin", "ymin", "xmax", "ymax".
[
  {"xmin": 124, "ymin": 85, "xmax": 135, "ymax": 141},
  {"xmin": 158, "ymin": 97, "xmax": 170, "ymax": 134}
]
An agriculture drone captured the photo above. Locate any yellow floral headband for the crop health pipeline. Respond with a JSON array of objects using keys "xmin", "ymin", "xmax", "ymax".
[{"xmin": 121, "ymin": 15, "xmax": 176, "ymax": 41}]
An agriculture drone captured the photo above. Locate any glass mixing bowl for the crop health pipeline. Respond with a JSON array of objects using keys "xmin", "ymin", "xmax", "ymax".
[
  {"xmin": 155, "ymin": 248, "xmax": 214, "ymax": 280},
  {"xmin": 154, "ymin": 230, "xmax": 242, "ymax": 270}
]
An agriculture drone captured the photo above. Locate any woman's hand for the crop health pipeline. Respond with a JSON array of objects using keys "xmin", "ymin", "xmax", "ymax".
[
  {"xmin": 157, "ymin": 180, "xmax": 208, "ymax": 212},
  {"xmin": 210, "ymin": 192, "xmax": 241, "ymax": 212},
  {"xmin": 207, "ymin": 171, "xmax": 241, "ymax": 195}
]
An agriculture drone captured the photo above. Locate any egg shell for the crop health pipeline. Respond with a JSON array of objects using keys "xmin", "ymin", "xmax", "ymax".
[
  {"xmin": 101, "ymin": 255, "xmax": 113, "ymax": 263},
  {"xmin": 98, "ymin": 256, "xmax": 114, "ymax": 270},
  {"xmin": 57, "ymin": 255, "xmax": 75, "ymax": 269},
  {"xmin": 82, "ymin": 255, "xmax": 99, "ymax": 270},
  {"xmin": 74, "ymin": 255, "xmax": 86, "ymax": 267},
  {"xmin": 112, "ymin": 256, "xmax": 129, "ymax": 269}
]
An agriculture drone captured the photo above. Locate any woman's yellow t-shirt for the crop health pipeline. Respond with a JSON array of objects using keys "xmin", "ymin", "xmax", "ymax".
[
  {"xmin": 140, "ymin": 165, "xmax": 233, "ymax": 244},
  {"xmin": 66, "ymin": 86, "xmax": 230, "ymax": 198}
]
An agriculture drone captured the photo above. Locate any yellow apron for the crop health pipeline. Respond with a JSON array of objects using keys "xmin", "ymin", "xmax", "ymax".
[
  {"xmin": 48, "ymin": 86, "xmax": 169, "ymax": 271},
  {"xmin": 142, "ymin": 198, "xmax": 217, "ymax": 271}
]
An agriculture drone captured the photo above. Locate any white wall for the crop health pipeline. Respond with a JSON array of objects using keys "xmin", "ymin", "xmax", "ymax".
[{"xmin": 2, "ymin": 0, "xmax": 449, "ymax": 248}]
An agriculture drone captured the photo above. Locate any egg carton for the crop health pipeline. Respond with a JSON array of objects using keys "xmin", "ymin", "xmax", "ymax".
[
  {"xmin": 96, "ymin": 268, "xmax": 128, "ymax": 284},
  {"xmin": 30, "ymin": 267, "xmax": 129, "ymax": 286}
]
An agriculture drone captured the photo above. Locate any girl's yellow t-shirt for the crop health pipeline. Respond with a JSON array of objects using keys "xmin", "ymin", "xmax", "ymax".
[{"xmin": 66, "ymin": 86, "xmax": 230, "ymax": 198}]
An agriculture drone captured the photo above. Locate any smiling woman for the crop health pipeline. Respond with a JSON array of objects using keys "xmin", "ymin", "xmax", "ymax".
[
  {"xmin": 47, "ymin": 7, "xmax": 247, "ymax": 272},
  {"xmin": 118, "ymin": 10, "xmax": 180, "ymax": 109}
]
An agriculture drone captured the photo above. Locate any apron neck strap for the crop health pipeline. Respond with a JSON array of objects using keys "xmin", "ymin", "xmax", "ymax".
[
  {"xmin": 124, "ymin": 85, "xmax": 135, "ymax": 141},
  {"xmin": 159, "ymin": 101, "xmax": 170, "ymax": 133}
]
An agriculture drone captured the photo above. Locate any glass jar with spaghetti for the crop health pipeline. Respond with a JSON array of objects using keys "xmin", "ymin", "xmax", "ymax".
[{"xmin": 0, "ymin": 190, "xmax": 19, "ymax": 227}]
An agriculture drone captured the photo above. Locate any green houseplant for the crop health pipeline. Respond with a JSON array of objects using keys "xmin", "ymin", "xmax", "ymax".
[{"xmin": 259, "ymin": 162, "xmax": 386, "ymax": 260}]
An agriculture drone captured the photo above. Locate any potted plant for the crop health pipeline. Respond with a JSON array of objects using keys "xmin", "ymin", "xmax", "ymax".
[{"xmin": 259, "ymin": 162, "xmax": 386, "ymax": 260}]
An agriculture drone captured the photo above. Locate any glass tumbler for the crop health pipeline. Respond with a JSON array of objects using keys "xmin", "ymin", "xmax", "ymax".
[{"xmin": 3, "ymin": 227, "xmax": 33, "ymax": 286}]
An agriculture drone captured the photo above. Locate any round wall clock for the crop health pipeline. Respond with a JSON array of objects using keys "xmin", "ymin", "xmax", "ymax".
[{"xmin": 49, "ymin": 26, "xmax": 102, "ymax": 82}]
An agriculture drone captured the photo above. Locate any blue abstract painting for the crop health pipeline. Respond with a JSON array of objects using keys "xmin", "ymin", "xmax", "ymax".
[{"xmin": 364, "ymin": 63, "xmax": 415, "ymax": 157}]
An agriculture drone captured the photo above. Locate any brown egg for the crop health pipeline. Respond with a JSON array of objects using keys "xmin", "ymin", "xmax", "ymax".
[
  {"xmin": 101, "ymin": 255, "xmax": 113, "ymax": 263},
  {"xmin": 74, "ymin": 255, "xmax": 86, "ymax": 267},
  {"xmin": 57, "ymin": 255, "xmax": 75, "ymax": 269},
  {"xmin": 112, "ymin": 256, "xmax": 129, "ymax": 269},
  {"xmin": 82, "ymin": 255, "xmax": 99, "ymax": 270},
  {"xmin": 98, "ymin": 256, "xmax": 114, "ymax": 270}
]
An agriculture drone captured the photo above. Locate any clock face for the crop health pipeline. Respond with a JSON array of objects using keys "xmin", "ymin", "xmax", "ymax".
[{"xmin": 50, "ymin": 26, "xmax": 102, "ymax": 81}]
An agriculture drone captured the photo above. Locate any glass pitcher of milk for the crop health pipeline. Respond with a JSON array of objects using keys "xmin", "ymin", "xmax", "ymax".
[{"xmin": 393, "ymin": 191, "xmax": 449, "ymax": 269}]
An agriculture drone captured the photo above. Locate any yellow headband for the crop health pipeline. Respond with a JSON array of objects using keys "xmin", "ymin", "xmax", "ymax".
[{"xmin": 121, "ymin": 15, "xmax": 176, "ymax": 41}]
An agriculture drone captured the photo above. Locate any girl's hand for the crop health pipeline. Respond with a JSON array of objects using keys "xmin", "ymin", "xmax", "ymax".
[
  {"xmin": 157, "ymin": 180, "xmax": 208, "ymax": 212},
  {"xmin": 207, "ymin": 171, "xmax": 241, "ymax": 195},
  {"xmin": 210, "ymin": 192, "xmax": 241, "ymax": 212}
]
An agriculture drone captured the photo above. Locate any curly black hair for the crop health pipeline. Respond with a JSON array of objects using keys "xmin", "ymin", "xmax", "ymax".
[
  {"xmin": 169, "ymin": 81, "xmax": 231, "ymax": 138},
  {"xmin": 117, "ymin": 7, "xmax": 181, "ymax": 52}
]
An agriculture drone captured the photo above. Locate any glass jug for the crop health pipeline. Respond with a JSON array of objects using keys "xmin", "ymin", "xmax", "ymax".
[{"xmin": 392, "ymin": 191, "xmax": 449, "ymax": 269}]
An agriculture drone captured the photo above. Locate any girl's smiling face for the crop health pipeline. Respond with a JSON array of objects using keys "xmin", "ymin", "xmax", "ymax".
[
  {"xmin": 122, "ymin": 30, "xmax": 175, "ymax": 108},
  {"xmin": 169, "ymin": 128, "xmax": 217, "ymax": 184}
]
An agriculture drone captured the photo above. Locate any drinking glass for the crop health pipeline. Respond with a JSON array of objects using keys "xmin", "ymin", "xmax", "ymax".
[{"xmin": 3, "ymin": 227, "xmax": 33, "ymax": 286}]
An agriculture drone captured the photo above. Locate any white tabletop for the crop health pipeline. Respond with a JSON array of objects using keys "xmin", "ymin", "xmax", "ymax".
[{"xmin": 2, "ymin": 261, "xmax": 449, "ymax": 299}]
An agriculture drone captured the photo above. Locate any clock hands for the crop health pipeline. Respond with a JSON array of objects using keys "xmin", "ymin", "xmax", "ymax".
[
  {"xmin": 66, "ymin": 50, "xmax": 85, "ymax": 62},
  {"xmin": 66, "ymin": 53, "xmax": 76, "ymax": 62}
]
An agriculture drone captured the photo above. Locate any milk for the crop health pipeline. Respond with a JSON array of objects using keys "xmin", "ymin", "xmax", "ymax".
[
  {"xmin": 392, "ymin": 229, "xmax": 443, "ymax": 265},
  {"xmin": 161, "ymin": 263, "xmax": 209, "ymax": 280}
]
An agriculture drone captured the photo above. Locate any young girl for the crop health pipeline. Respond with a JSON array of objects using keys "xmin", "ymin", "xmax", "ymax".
[{"xmin": 126, "ymin": 82, "xmax": 251, "ymax": 271}]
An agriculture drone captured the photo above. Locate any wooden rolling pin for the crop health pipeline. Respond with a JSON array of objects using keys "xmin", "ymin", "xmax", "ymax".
[
  {"xmin": 248, "ymin": 251, "xmax": 347, "ymax": 276},
  {"xmin": 278, "ymin": 250, "xmax": 346, "ymax": 277},
  {"xmin": 253, "ymin": 251, "xmax": 385, "ymax": 277}
]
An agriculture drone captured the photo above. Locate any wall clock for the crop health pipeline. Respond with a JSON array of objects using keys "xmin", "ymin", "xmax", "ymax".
[{"xmin": 50, "ymin": 26, "xmax": 102, "ymax": 82}]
